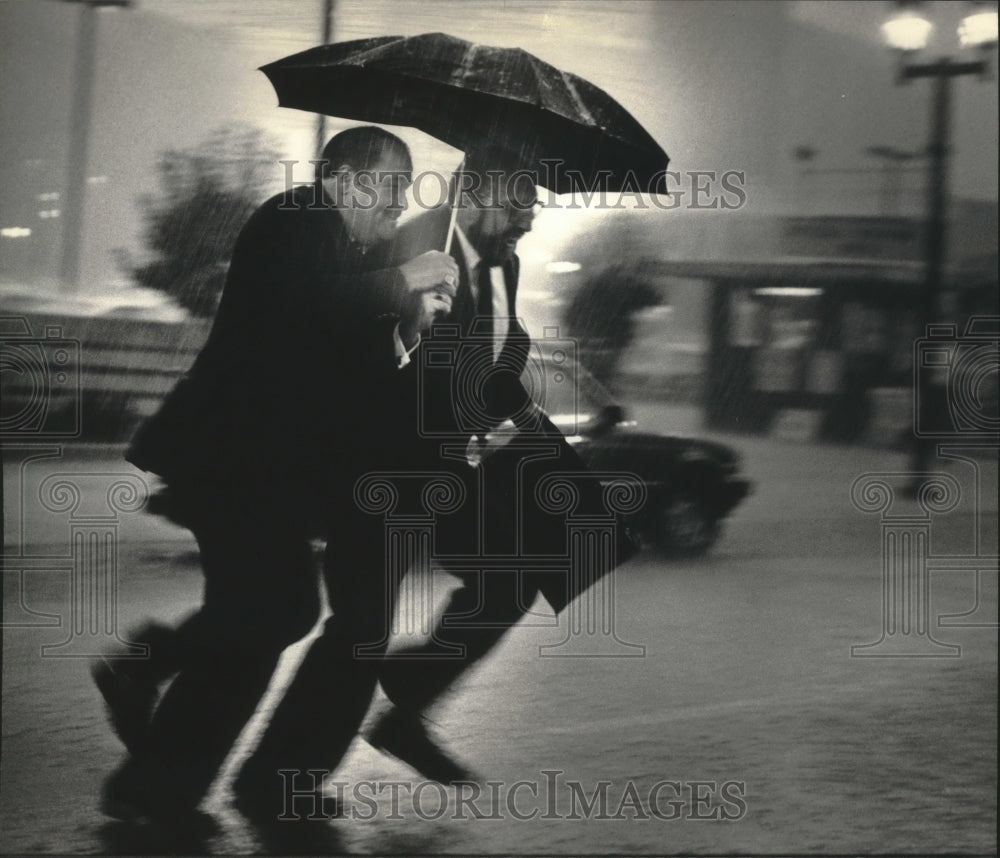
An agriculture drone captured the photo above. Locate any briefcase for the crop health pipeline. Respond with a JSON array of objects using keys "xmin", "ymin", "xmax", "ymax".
[{"xmin": 471, "ymin": 418, "xmax": 641, "ymax": 614}]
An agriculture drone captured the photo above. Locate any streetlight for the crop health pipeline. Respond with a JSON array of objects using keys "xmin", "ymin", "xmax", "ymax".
[
  {"xmin": 880, "ymin": 1, "xmax": 998, "ymax": 479},
  {"xmin": 59, "ymin": 0, "xmax": 133, "ymax": 293}
]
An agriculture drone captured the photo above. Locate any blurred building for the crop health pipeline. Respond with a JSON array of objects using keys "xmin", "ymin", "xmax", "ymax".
[
  {"xmin": 1, "ymin": 1, "xmax": 996, "ymax": 444},
  {"xmin": 698, "ymin": 201, "xmax": 997, "ymax": 443},
  {"xmin": 518, "ymin": 2, "xmax": 998, "ymax": 444}
]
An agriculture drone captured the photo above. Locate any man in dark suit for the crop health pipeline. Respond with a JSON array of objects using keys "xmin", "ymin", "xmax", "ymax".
[
  {"xmin": 93, "ymin": 125, "xmax": 458, "ymax": 822},
  {"xmin": 229, "ymin": 150, "xmax": 551, "ymax": 809},
  {"xmin": 366, "ymin": 150, "xmax": 577, "ymax": 783}
]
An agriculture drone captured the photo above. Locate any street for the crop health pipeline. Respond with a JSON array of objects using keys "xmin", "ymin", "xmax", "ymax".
[{"xmin": 2, "ymin": 404, "xmax": 996, "ymax": 855}]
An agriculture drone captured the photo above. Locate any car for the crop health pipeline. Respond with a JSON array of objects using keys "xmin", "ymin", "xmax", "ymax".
[
  {"xmin": 489, "ymin": 352, "xmax": 751, "ymax": 556},
  {"xmin": 559, "ymin": 403, "xmax": 750, "ymax": 555}
]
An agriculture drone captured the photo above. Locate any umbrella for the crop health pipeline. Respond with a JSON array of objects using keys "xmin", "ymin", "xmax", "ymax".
[{"xmin": 260, "ymin": 32, "xmax": 669, "ymax": 196}]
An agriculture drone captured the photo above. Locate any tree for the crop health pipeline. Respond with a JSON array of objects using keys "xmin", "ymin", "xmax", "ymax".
[
  {"xmin": 124, "ymin": 124, "xmax": 282, "ymax": 317},
  {"xmin": 562, "ymin": 262, "xmax": 662, "ymax": 390}
]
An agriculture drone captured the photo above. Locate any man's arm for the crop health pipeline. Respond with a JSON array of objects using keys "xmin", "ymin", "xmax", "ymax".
[
  {"xmin": 343, "ymin": 252, "xmax": 459, "ymax": 320},
  {"xmin": 226, "ymin": 204, "xmax": 453, "ymax": 358}
]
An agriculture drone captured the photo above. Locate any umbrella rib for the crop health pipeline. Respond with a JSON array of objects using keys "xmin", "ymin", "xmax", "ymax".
[
  {"xmin": 450, "ymin": 41, "xmax": 480, "ymax": 86},
  {"xmin": 523, "ymin": 51, "xmax": 596, "ymax": 126},
  {"xmin": 521, "ymin": 51, "xmax": 548, "ymax": 109},
  {"xmin": 558, "ymin": 69, "xmax": 597, "ymax": 127},
  {"xmin": 351, "ymin": 36, "xmax": 407, "ymax": 64}
]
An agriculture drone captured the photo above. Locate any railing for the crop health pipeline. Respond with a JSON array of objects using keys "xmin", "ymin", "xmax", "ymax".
[{"xmin": 1, "ymin": 313, "xmax": 209, "ymax": 442}]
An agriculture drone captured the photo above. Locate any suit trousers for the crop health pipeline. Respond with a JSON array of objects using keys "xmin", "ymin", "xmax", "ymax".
[
  {"xmin": 120, "ymin": 481, "xmax": 322, "ymax": 811},
  {"xmin": 378, "ymin": 436, "xmax": 593, "ymax": 716},
  {"xmin": 237, "ymin": 445, "xmax": 524, "ymax": 787},
  {"xmin": 378, "ymin": 566, "xmax": 543, "ymax": 716},
  {"xmin": 240, "ymin": 434, "xmax": 618, "ymax": 791},
  {"xmin": 236, "ymin": 469, "xmax": 420, "ymax": 791}
]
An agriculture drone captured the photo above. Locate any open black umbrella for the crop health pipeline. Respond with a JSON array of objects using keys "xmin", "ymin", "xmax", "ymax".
[{"xmin": 260, "ymin": 32, "xmax": 669, "ymax": 196}]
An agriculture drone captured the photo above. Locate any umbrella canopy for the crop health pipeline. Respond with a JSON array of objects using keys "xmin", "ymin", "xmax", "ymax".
[{"xmin": 260, "ymin": 32, "xmax": 669, "ymax": 195}]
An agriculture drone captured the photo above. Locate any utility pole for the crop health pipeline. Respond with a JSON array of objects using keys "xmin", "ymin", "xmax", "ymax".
[
  {"xmin": 315, "ymin": 0, "xmax": 335, "ymax": 158},
  {"xmin": 59, "ymin": 0, "xmax": 132, "ymax": 293}
]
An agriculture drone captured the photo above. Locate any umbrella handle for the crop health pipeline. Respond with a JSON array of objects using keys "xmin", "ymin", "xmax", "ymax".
[{"xmin": 443, "ymin": 156, "xmax": 465, "ymax": 255}]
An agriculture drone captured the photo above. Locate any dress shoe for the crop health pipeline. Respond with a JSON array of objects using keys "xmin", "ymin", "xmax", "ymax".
[
  {"xmin": 91, "ymin": 656, "xmax": 159, "ymax": 755},
  {"xmin": 232, "ymin": 766, "xmax": 339, "ymax": 824},
  {"xmin": 99, "ymin": 760, "xmax": 213, "ymax": 831},
  {"xmin": 367, "ymin": 706, "xmax": 477, "ymax": 785}
]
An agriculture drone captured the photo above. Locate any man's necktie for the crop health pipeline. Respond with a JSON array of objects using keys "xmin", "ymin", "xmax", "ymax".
[{"xmin": 476, "ymin": 262, "xmax": 493, "ymax": 340}]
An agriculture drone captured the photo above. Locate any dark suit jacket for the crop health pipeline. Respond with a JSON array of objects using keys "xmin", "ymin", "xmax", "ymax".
[
  {"xmin": 387, "ymin": 207, "xmax": 533, "ymax": 437},
  {"xmin": 127, "ymin": 185, "xmax": 410, "ymax": 498},
  {"xmin": 386, "ymin": 207, "xmax": 636, "ymax": 610}
]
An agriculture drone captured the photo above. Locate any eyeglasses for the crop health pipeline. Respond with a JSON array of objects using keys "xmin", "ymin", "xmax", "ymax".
[{"xmin": 498, "ymin": 198, "xmax": 543, "ymax": 215}]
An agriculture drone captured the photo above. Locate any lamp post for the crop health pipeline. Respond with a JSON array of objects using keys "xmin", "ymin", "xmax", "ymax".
[
  {"xmin": 59, "ymin": 0, "xmax": 133, "ymax": 294},
  {"xmin": 880, "ymin": 1, "xmax": 998, "ymax": 478}
]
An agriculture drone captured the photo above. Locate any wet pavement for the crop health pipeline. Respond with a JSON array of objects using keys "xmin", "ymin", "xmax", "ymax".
[{"xmin": 2, "ymin": 404, "xmax": 996, "ymax": 855}]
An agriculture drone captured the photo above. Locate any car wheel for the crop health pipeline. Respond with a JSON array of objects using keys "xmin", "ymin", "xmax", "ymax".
[{"xmin": 653, "ymin": 494, "xmax": 718, "ymax": 556}]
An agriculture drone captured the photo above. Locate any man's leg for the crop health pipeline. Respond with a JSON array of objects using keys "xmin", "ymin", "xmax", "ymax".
[
  {"xmin": 370, "ymin": 568, "xmax": 540, "ymax": 782},
  {"xmin": 233, "ymin": 503, "xmax": 397, "ymax": 820},
  {"xmin": 381, "ymin": 569, "xmax": 538, "ymax": 710},
  {"xmin": 370, "ymin": 442, "xmax": 595, "ymax": 779},
  {"xmin": 91, "ymin": 620, "xmax": 182, "ymax": 754},
  {"xmin": 101, "ymin": 490, "xmax": 320, "ymax": 820}
]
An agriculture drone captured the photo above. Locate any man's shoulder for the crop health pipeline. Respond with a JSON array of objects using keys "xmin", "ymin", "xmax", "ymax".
[
  {"xmin": 235, "ymin": 186, "xmax": 341, "ymax": 245},
  {"xmin": 264, "ymin": 184, "xmax": 329, "ymax": 212},
  {"xmin": 247, "ymin": 185, "xmax": 329, "ymax": 222}
]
